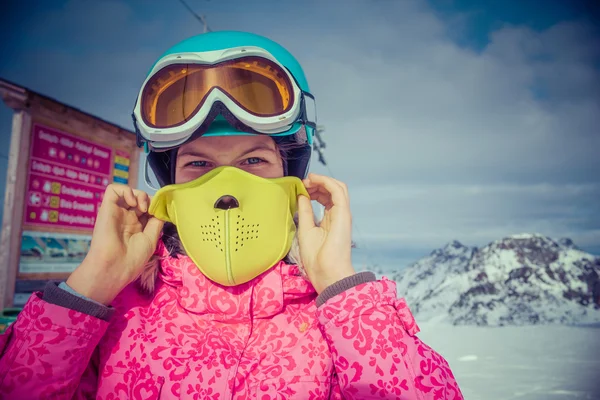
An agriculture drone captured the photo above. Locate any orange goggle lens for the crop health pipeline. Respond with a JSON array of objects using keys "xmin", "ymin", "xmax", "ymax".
[{"xmin": 141, "ymin": 57, "xmax": 295, "ymax": 129}]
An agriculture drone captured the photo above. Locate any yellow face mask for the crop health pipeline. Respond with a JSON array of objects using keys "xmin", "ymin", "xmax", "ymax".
[{"xmin": 149, "ymin": 166, "xmax": 309, "ymax": 286}]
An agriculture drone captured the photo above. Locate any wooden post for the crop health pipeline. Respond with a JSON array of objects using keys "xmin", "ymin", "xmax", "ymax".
[{"xmin": 0, "ymin": 111, "xmax": 32, "ymax": 309}]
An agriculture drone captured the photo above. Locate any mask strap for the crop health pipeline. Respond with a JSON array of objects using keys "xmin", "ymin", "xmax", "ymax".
[{"xmin": 144, "ymin": 157, "xmax": 161, "ymax": 191}]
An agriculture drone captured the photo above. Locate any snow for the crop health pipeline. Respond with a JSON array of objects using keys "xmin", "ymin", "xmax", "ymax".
[
  {"xmin": 370, "ymin": 234, "xmax": 600, "ymax": 396},
  {"xmin": 419, "ymin": 322, "xmax": 600, "ymax": 399},
  {"xmin": 508, "ymin": 233, "xmax": 546, "ymax": 240},
  {"xmin": 393, "ymin": 234, "xmax": 600, "ymax": 326}
]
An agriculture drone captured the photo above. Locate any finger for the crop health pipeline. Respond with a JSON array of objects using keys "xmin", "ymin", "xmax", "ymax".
[
  {"xmin": 306, "ymin": 184, "xmax": 331, "ymax": 196},
  {"xmin": 308, "ymin": 174, "xmax": 349, "ymax": 196},
  {"xmin": 309, "ymin": 190, "xmax": 334, "ymax": 209},
  {"xmin": 306, "ymin": 187, "xmax": 328, "ymax": 201},
  {"xmin": 105, "ymin": 184, "xmax": 138, "ymax": 209},
  {"xmin": 305, "ymin": 185, "xmax": 320, "ymax": 194},
  {"xmin": 329, "ymin": 177, "xmax": 349, "ymax": 199},
  {"xmin": 305, "ymin": 173, "xmax": 337, "ymax": 186},
  {"xmin": 123, "ymin": 187, "xmax": 138, "ymax": 209},
  {"xmin": 143, "ymin": 216, "xmax": 165, "ymax": 245},
  {"xmin": 102, "ymin": 184, "xmax": 125, "ymax": 203},
  {"xmin": 307, "ymin": 184, "xmax": 342, "ymax": 208},
  {"xmin": 134, "ymin": 190, "xmax": 150, "ymax": 213},
  {"xmin": 306, "ymin": 174, "xmax": 348, "ymax": 207},
  {"xmin": 307, "ymin": 178, "xmax": 352, "ymax": 232},
  {"xmin": 297, "ymin": 195, "xmax": 316, "ymax": 232},
  {"xmin": 138, "ymin": 212, "xmax": 149, "ymax": 227}
]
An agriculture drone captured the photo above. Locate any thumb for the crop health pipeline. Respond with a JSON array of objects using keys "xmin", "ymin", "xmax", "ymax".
[
  {"xmin": 297, "ymin": 195, "xmax": 316, "ymax": 234},
  {"xmin": 143, "ymin": 216, "xmax": 165, "ymax": 247}
]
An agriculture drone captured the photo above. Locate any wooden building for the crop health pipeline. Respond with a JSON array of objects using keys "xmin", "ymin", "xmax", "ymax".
[{"xmin": 0, "ymin": 78, "xmax": 140, "ymax": 310}]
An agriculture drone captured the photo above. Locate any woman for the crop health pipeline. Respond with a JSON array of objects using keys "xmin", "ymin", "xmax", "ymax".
[{"xmin": 0, "ymin": 31, "xmax": 463, "ymax": 399}]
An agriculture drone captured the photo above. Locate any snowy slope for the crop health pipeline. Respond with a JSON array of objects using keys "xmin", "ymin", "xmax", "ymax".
[
  {"xmin": 393, "ymin": 233, "xmax": 600, "ymax": 326},
  {"xmin": 393, "ymin": 240, "xmax": 477, "ymax": 321},
  {"xmin": 419, "ymin": 322, "xmax": 600, "ymax": 399}
]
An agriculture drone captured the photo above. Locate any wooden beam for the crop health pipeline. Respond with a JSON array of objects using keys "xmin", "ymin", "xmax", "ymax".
[
  {"xmin": 0, "ymin": 111, "xmax": 32, "ymax": 309},
  {"xmin": 0, "ymin": 80, "xmax": 28, "ymax": 111},
  {"xmin": 128, "ymin": 141, "xmax": 140, "ymax": 189}
]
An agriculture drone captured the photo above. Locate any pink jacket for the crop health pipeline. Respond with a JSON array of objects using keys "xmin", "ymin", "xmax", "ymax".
[{"xmin": 0, "ymin": 244, "xmax": 463, "ymax": 399}]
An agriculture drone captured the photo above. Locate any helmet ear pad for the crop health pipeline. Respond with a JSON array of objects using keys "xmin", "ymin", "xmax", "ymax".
[
  {"xmin": 147, "ymin": 150, "xmax": 175, "ymax": 187},
  {"xmin": 273, "ymin": 133, "xmax": 312, "ymax": 179}
]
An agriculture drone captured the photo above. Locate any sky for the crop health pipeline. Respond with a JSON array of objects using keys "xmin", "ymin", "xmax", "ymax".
[{"xmin": 0, "ymin": 0, "xmax": 599, "ymax": 268}]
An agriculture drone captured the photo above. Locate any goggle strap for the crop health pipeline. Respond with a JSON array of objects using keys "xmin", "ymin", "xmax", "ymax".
[
  {"xmin": 144, "ymin": 157, "xmax": 161, "ymax": 191},
  {"xmin": 301, "ymin": 92, "xmax": 317, "ymax": 129}
]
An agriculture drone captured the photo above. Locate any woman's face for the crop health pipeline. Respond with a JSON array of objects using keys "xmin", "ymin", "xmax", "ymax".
[{"xmin": 175, "ymin": 135, "xmax": 284, "ymax": 184}]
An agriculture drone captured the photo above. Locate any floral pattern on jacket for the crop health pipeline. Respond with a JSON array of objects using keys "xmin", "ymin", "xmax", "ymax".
[{"xmin": 0, "ymin": 241, "xmax": 463, "ymax": 399}]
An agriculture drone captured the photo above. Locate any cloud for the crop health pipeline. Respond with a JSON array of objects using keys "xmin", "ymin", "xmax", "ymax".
[
  {"xmin": 350, "ymin": 181, "xmax": 600, "ymax": 250},
  {"xmin": 293, "ymin": 17, "xmax": 600, "ymax": 186},
  {"xmin": 25, "ymin": 0, "xmax": 166, "ymax": 49},
  {"xmin": 1, "ymin": 0, "xmax": 598, "ymax": 257},
  {"xmin": 258, "ymin": 1, "xmax": 600, "ymax": 253}
]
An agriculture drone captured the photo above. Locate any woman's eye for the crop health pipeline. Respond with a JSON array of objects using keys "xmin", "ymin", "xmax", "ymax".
[
  {"xmin": 188, "ymin": 160, "xmax": 208, "ymax": 167},
  {"xmin": 245, "ymin": 157, "xmax": 264, "ymax": 165}
]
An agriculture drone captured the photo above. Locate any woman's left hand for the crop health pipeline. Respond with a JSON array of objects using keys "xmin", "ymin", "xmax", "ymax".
[{"xmin": 297, "ymin": 173, "xmax": 356, "ymax": 294}]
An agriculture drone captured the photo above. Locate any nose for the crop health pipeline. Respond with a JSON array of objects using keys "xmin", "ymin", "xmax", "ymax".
[{"xmin": 214, "ymin": 195, "xmax": 239, "ymax": 210}]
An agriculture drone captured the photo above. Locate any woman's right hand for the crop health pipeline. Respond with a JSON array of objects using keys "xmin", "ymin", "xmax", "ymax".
[{"xmin": 66, "ymin": 184, "xmax": 165, "ymax": 305}]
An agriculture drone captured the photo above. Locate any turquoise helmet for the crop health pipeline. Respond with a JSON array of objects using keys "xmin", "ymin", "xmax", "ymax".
[{"xmin": 135, "ymin": 31, "xmax": 316, "ymax": 186}]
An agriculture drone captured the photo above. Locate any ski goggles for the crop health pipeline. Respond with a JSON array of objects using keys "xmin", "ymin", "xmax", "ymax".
[{"xmin": 133, "ymin": 46, "xmax": 317, "ymax": 151}]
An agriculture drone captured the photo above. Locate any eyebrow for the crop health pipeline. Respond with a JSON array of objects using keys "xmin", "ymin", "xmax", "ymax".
[
  {"xmin": 239, "ymin": 144, "xmax": 278, "ymax": 157},
  {"xmin": 177, "ymin": 150, "xmax": 212, "ymax": 159},
  {"xmin": 177, "ymin": 144, "xmax": 277, "ymax": 159}
]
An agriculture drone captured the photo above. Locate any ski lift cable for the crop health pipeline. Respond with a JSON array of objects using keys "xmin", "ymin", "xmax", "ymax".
[{"xmin": 177, "ymin": 0, "xmax": 212, "ymax": 32}]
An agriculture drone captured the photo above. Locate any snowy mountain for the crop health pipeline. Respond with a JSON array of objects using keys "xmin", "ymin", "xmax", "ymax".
[{"xmin": 393, "ymin": 233, "xmax": 600, "ymax": 326}]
